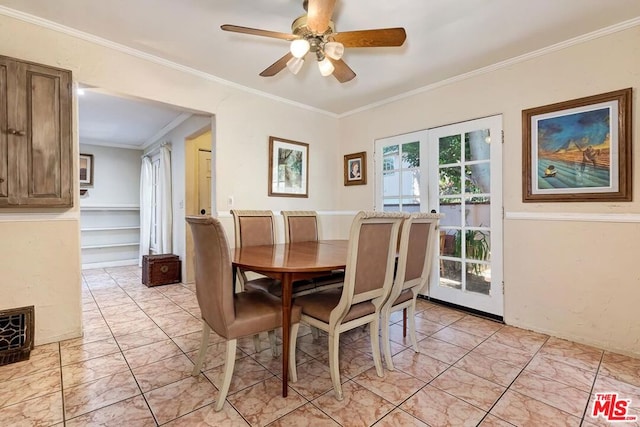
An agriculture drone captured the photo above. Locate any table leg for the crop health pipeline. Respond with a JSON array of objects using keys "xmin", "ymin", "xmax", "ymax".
[
  {"xmin": 280, "ymin": 274, "xmax": 292, "ymax": 397},
  {"xmin": 403, "ymin": 308, "xmax": 407, "ymax": 337}
]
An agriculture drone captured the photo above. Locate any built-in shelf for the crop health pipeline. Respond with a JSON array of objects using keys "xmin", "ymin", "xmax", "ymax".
[
  {"xmin": 82, "ymin": 242, "xmax": 140, "ymax": 250},
  {"xmin": 80, "ymin": 205, "xmax": 140, "ymax": 211},
  {"xmin": 81, "ymin": 204, "xmax": 141, "ymax": 268},
  {"xmin": 81, "ymin": 226, "xmax": 141, "ymax": 232}
]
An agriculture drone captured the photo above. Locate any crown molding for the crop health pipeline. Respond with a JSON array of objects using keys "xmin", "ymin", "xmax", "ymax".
[
  {"xmin": 0, "ymin": 6, "xmax": 338, "ymax": 118},
  {"xmin": 339, "ymin": 17, "xmax": 640, "ymax": 118}
]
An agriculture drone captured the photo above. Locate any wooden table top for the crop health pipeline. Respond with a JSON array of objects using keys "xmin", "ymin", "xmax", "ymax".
[{"xmin": 232, "ymin": 240, "xmax": 348, "ymax": 273}]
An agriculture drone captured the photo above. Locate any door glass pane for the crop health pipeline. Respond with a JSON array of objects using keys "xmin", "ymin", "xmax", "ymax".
[
  {"xmin": 441, "ymin": 260, "xmax": 462, "ymax": 290},
  {"xmin": 466, "ymin": 230, "xmax": 490, "ymax": 262},
  {"xmin": 440, "ymin": 167, "xmax": 461, "ymax": 195},
  {"xmin": 382, "ymin": 145, "xmax": 399, "ymax": 169},
  {"xmin": 402, "ymin": 198, "xmax": 421, "ymax": 212},
  {"xmin": 440, "ymin": 228, "xmax": 461, "ymax": 290},
  {"xmin": 401, "ymin": 170, "xmax": 420, "ymax": 197},
  {"xmin": 383, "ymin": 171, "xmax": 399, "ymax": 197},
  {"xmin": 401, "ymin": 141, "xmax": 420, "ymax": 167},
  {"xmin": 465, "ymin": 163, "xmax": 490, "ymax": 194},
  {"xmin": 466, "ymin": 129, "xmax": 491, "ymax": 161},
  {"xmin": 439, "ymin": 135, "xmax": 461, "ymax": 164},
  {"xmin": 466, "ymin": 262, "xmax": 491, "ymax": 295},
  {"xmin": 440, "ymin": 199, "xmax": 461, "ymax": 224},
  {"xmin": 383, "ymin": 200, "xmax": 401, "ymax": 211},
  {"xmin": 465, "ymin": 199, "xmax": 491, "ymax": 227}
]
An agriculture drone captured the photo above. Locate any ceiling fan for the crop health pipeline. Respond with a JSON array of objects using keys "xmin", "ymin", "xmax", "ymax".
[{"xmin": 221, "ymin": 0, "xmax": 406, "ymax": 83}]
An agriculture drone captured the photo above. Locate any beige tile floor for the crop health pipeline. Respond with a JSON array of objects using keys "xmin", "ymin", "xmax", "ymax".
[{"xmin": 1, "ymin": 265, "xmax": 639, "ymax": 426}]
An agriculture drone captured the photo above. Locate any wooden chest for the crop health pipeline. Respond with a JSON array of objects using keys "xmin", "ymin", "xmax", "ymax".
[{"xmin": 142, "ymin": 254, "xmax": 181, "ymax": 287}]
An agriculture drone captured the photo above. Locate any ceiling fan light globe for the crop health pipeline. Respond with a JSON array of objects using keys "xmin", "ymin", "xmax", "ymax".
[
  {"xmin": 286, "ymin": 56, "xmax": 305, "ymax": 75},
  {"xmin": 318, "ymin": 57, "xmax": 335, "ymax": 76},
  {"xmin": 290, "ymin": 39, "xmax": 310, "ymax": 58},
  {"xmin": 324, "ymin": 42, "xmax": 344, "ymax": 60}
]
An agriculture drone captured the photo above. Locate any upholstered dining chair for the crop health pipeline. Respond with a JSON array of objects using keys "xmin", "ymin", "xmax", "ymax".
[
  {"xmin": 230, "ymin": 209, "xmax": 279, "ymax": 292},
  {"xmin": 281, "ymin": 210, "xmax": 319, "ymax": 243},
  {"xmin": 290, "ymin": 211, "xmax": 407, "ymax": 400},
  {"xmin": 281, "ymin": 210, "xmax": 345, "ymax": 292},
  {"xmin": 231, "ymin": 209, "xmax": 317, "ymax": 298},
  {"xmin": 380, "ymin": 212, "xmax": 441, "ymax": 370},
  {"xmin": 186, "ymin": 216, "xmax": 301, "ymax": 411}
]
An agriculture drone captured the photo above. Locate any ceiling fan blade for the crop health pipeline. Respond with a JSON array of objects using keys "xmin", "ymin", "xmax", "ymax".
[
  {"xmin": 221, "ymin": 24, "xmax": 297, "ymax": 41},
  {"xmin": 260, "ymin": 52, "xmax": 294, "ymax": 77},
  {"xmin": 331, "ymin": 59, "xmax": 356, "ymax": 83},
  {"xmin": 333, "ymin": 28, "xmax": 407, "ymax": 47},
  {"xmin": 306, "ymin": 0, "xmax": 337, "ymax": 33}
]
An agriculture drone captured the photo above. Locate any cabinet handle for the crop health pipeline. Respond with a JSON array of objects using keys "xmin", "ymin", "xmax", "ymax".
[
  {"xmin": 0, "ymin": 178, "xmax": 4, "ymax": 183},
  {"xmin": 8, "ymin": 128, "xmax": 25, "ymax": 136}
]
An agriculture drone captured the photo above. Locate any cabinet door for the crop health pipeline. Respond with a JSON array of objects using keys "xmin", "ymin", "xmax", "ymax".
[
  {"xmin": 1, "ymin": 57, "xmax": 72, "ymax": 207},
  {"xmin": 17, "ymin": 62, "xmax": 72, "ymax": 206}
]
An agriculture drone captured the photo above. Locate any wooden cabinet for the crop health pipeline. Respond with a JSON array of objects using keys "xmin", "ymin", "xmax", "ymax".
[{"xmin": 0, "ymin": 55, "xmax": 72, "ymax": 207}]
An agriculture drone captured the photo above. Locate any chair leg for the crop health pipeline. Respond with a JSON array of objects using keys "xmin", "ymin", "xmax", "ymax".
[
  {"xmin": 370, "ymin": 317, "xmax": 384, "ymax": 378},
  {"xmin": 289, "ymin": 322, "xmax": 300, "ymax": 383},
  {"xmin": 235, "ymin": 268, "xmax": 246, "ymax": 293},
  {"xmin": 408, "ymin": 300, "xmax": 420, "ymax": 353},
  {"xmin": 192, "ymin": 321, "xmax": 210, "ymax": 376},
  {"xmin": 311, "ymin": 326, "xmax": 320, "ymax": 340},
  {"xmin": 381, "ymin": 309, "xmax": 395, "ymax": 371},
  {"xmin": 328, "ymin": 332, "xmax": 343, "ymax": 401},
  {"xmin": 268, "ymin": 330, "xmax": 279, "ymax": 357},
  {"xmin": 253, "ymin": 333, "xmax": 262, "ymax": 353},
  {"xmin": 215, "ymin": 339, "xmax": 237, "ymax": 412}
]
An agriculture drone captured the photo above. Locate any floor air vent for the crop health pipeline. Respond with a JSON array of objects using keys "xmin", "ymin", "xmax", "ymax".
[{"xmin": 0, "ymin": 306, "xmax": 34, "ymax": 366}]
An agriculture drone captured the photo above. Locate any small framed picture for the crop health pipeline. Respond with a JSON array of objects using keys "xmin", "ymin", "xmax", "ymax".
[
  {"xmin": 79, "ymin": 153, "xmax": 94, "ymax": 187},
  {"xmin": 344, "ymin": 151, "xmax": 367, "ymax": 186}
]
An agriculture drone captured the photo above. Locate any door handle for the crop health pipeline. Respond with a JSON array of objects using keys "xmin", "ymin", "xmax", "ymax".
[{"xmin": 7, "ymin": 128, "xmax": 25, "ymax": 136}]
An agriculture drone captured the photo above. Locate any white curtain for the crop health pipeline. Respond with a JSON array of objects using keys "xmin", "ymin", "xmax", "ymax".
[
  {"xmin": 139, "ymin": 156, "xmax": 153, "ymax": 266},
  {"xmin": 158, "ymin": 145, "xmax": 173, "ymax": 253}
]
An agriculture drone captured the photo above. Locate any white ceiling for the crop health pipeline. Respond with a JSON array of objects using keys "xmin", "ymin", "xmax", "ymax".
[
  {"xmin": 78, "ymin": 89, "xmax": 194, "ymax": 150},
  {"xmin": 2, "ymin": 0, "xmax": 639, "ymax": 147}
]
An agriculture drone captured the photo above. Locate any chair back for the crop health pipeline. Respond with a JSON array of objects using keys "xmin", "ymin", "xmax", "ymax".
[
  {"xmin": 332, "ymin": 211, "xmax": 407, "ymax": 322},
  {"xmin": 281, "ymin": 210, "xmax": 319, "ymax": 243},
  {"xmin": 186, "ymin": 216, "xmax": 236, "ymax": 338},
  {"xmin": 388, "ymin": 213, "xmax": 441, "ymax": 304},
  {"xmin": 230, "ymin": 210, "xmax": 276, "ymax": 247}
]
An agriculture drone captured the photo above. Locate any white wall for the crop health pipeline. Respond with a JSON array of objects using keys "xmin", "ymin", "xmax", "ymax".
[
  {"xmin": 0, "ymin": 13, "xmax": 339, "ymax": 345},
  {"xmin": 79, "ymin": 144, "xmax": 142, "ymax": 206},
  {"xmin": 337, "ymin": 26, "xmax": 640, "ymax": 357}
]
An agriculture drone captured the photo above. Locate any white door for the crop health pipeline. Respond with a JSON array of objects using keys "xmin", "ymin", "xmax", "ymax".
[
  {"xmin": 374, "ymin": 115, "xmax": 503, "ymax": 317},
  {"xmin": 427, "ymin": 115, "xmax": 503, "ymax": 316}
]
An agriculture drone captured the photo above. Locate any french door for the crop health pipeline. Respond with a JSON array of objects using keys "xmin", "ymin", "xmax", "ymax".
[{"xmin": 374, "ymin": 115, "xmax": 503, "ymax": 317}]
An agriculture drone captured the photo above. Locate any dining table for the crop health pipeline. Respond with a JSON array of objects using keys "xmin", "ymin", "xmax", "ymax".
[{"xmin": 232, "ymin": 239, "xmax": 348, "ymax": 397}]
